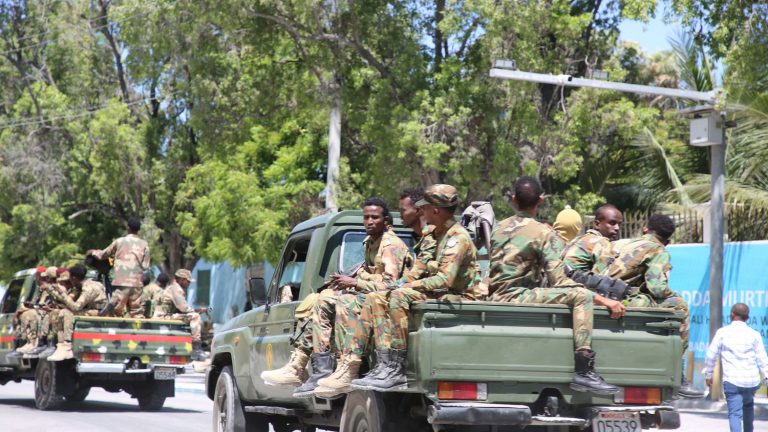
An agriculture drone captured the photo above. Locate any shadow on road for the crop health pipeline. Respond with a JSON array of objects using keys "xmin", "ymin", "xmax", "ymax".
[{"xmin": 0, "ymin": 398, "xmax": 202, "ymax": 413}]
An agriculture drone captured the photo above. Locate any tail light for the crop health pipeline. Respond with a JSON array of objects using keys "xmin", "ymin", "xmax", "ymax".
[
  {"xmin": 437, "ymin": 381, "xmax": 487, "ymax": 400},
  {"xmin": 620, "ymin": 387, "xmax": 661, "ymax": 404},
  {"xmin": 81, "ymin": 352, "xmax": 103, "ymax": 362},
  {"xmin": 167, "ymin": 355, "xmax": 189, "ymax": 365}
]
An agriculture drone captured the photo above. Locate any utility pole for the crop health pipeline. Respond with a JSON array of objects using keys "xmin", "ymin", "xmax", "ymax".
[
  {"xmin": 326, "ymin": 90, "xmax": 341, "ymax": 211},
  {"xmin": 490, "ymin": 62, "xmax": 727, "ymax": 396}
]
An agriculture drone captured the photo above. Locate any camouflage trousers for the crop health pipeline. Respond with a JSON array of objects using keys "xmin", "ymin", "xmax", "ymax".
[
  {"xmin": 17, "ymin": 309, "xmax": 42, "ymax": 342},
  {"xmin": 334, "ymin": 293, "xmax": 376, "ymax": 356},
  {"xmin": 41, "ymin": 309, "xmax": 55, "ymax": 339},
  {"xmin": 491, "ymin": 287, "xmax": 595, "ymax": 351},
  {"xmin": 388, "ymin": 288, "xmax": 445, "ymax": 350},
  {"xmin": 624, "ymin": 292, "xmax": 689, "ymax": 352},
  {"xmin": 311, "ymin": 290, "xmax": 343, "ymax": 353},
  {"xmin": 55, "ymin": 308, "xmax": 99, "ymax": 342},
  {"xmin": 111, "ymin": 285, "xmax": 144, "ymax": 318},
  {"xmin": 292, "ymin": 317, "xmax": 313, "ymax": 355},
  {"xmin": 156, "ymin": 312, "xmax": 202, "ymax": 342}
]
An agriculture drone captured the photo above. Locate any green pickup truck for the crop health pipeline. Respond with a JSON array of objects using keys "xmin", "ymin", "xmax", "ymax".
[
  {"xmin": 206, "ymin": 211, "xmax": 683, "ymax": 432},
  {"xmin": 0, "ymin": 268, "xmax": 193, "ymax": 410}
]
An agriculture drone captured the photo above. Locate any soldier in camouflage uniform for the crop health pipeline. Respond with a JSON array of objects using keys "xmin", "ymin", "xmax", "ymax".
[
  {"xmin": 88, "ymin": 217, "xmax": 150, "ymax": 317},
  {"xmin": 154, "ymin": 269, "xmax": 206, "ymax": 361},
  {"xmin": 8, "ymin": 267, "xmax": 48, "ymax": 357},
  {"xmin": 141, "ymin": 272, "xmax": 168, "ymax": 318},
  {"xmin": 488, "ymin": 176, "xmax": 619, "ymax": 395},
  {"xmin": 603, "ymin": 214, "xmax": 703, "ymax": 398},
  {"xmin": 312, "ymin": 197, "xmax": 411, "ymax": 398},
  {"xmin": 352, "ymin": 184, "xmax": 479, "ymax": 392},
  {"xmin": 47, "ymin": 265, "xmax": 108, "ymax": 361},
  {"xmin": 561, "ymin": 204, "xmax": 626, "ymax": 318}
]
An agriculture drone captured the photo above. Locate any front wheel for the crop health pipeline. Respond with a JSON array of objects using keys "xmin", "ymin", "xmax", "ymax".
[
  {"xmin": 138, "ymin": 392, "xmax": 166, "ymax": 411},
  {"xmin": 34, "ymin": 359, "xmax": 64, "ymax": 410},
  {"xmin": 212, "ymin": 366, "xmax": 268, "ymax": 432}
]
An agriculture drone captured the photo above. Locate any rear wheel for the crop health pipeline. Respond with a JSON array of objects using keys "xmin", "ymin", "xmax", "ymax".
[
  {"xmin": 34, "ymin": 359, "xmax": 64, "ymax": 410},
  {"xmin": 212, "ymin": 365, "xmax": 269, "ymax": 432},
  {"xmin": 137, "ymin": 392, "xmax": 166, "ymax": 411},
  {"xmin": 65, "ymin": 386, "xmax": 90, "ymax": 403},
  {"xmin": 341, "ymin": 391, "xmax": 430, "ymax": 432}
]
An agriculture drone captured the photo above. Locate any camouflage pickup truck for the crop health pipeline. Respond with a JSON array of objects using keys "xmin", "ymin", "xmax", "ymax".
[
  {"xmin": 0, "ymin": 268, "xmax": 193, "ymax": 410},
  {"xmin": 206, "ymin": 211, "xmax": 683, "ymax": 432}
]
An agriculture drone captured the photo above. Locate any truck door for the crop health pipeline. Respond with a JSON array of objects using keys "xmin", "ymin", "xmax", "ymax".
[
  {"xmin": 249, "ymin": 232, "xmax": 312, "ymax": 400},
  {"xmin": 0, "ymin": 277, "xmax": 29, "ymax": 363}
]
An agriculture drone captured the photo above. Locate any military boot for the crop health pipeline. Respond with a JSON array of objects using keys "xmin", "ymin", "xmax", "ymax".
[
  {"xmin": 364, "ymin": 349, "xmax": 408, "ymax": 391},
  {"xmin": 292, "ymin": 352, "xmax": 335, "ymax": 398},
  {"xmin": 47, "ymin": 341, "xmax": 74, "ymax": 362},
  {"xmin": 38, "ymin": 339, "xmax": 57, "ymax": 358},
  {"xmin": 27, "ymin": 338, "xmax": 49, "ymax": 356},
  {"xmin": 570, "ymin": 350, "xmax": 619, "ymax": 395},
  {"xmin": 260, "ymin": 348, "xmax": 310, "ymax": 387},
  {"xmin": 677, "ymin": 374, "xmax": 705, "ymax": 398},
  {"xmin": 314, "ymin": 353, "xmax": 363, "ymax": 399},
  {"xmin": 191, "ymin": 340, "xmax": 209, "ymax": 362},
  {"xmin": 7, "ymin": 341, "xmax": 36, "ymax": 358},
  {"xmin": 351, "ymin": 349, "xmax": 390, "ymax": 390}
]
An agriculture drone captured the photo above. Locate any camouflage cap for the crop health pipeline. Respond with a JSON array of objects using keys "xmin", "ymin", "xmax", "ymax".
[
  {"xmin": 415, "ymin": 184, "xmax": 460, "ymax": 208},
  {"xmin": 44, "ymin": 266, "xmax": 58, "ymax": 279},
  {"xmin": 57, "ymin": 270, "xmax": 71, "ymax": 283},
  {"xmin": 175, "ymin": 269, "xmax": 196, "ymax": 282}
]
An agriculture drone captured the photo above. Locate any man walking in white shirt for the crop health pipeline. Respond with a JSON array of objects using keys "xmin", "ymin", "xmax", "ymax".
[{"xmin": 702, "ymin": 303, "xmax": 768, "ymax": 432}]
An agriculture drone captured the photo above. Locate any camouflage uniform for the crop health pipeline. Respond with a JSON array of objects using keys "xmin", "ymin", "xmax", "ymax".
[
  {"xmin": 16, "ymin": 281, "xmax": 50, "ymax": 344},
  {"xmin": 388, "ymin": 218, "xmax": 479, "ymax": 350},
  {"xmin": 604, "ymin": 233, "xmax": 690, "ymax": 350},
  {"xmin": 154, "ymin": 281, "xmax": 202, "ymax": 342},
  {"xmin": 313, "ymin": 230, "xmax": 410, "ymax": 354},
  {"xmin": 92, "ymin": 233, "xmax": 150, "ymax": 317},
  {"xmin": 488, "ymin": 213, "xmax": 594, "ymax": 351},
  {"xmin": 561, "ymin": 229, "xmax": 615, "ymax": 274},
  {"xmin": 141, "ymin": 282, "xmax": 164, "ymax": 318},
  {"xmin": 51, "ymin": 279, "xmax": 108, "ymax": 342}
]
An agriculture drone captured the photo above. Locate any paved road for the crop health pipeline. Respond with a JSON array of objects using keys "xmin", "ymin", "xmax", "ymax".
[{"xmin": 1, "ymin": 379, "xmax": 766, "ymax": 432}]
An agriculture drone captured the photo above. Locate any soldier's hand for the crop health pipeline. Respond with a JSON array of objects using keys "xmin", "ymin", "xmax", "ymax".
[
  {"xmin": 331, "ymin": 274, "xmax": 357, "ymax": 290},
  {"xmin": 705, "ymin": 377, "xmax": 713, "ymax": 387},
  {"xmin": 605, "ymin": 299, "xmax": 626, "ymax": 319}
]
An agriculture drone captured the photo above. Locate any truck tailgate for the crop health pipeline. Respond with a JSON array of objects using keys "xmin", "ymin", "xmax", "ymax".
[
  {"xmin": 73, "ymin": 316, "xmax": 193, "ymax": 365},
  {"xmin": 408, "ymin": 301, "xmax": 683, "ymax": 404}
]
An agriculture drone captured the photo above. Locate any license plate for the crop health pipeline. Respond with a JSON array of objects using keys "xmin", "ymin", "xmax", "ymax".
[
  {"xmin": 592, "ymin": 411, "xmax": 641, "ymax": 432},
  {"xmin": 153, "ymin": 368, "xmax": 176, "ymax": 380}
]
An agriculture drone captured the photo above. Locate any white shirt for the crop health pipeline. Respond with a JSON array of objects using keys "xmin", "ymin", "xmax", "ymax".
[{"xmin": 702, "ymin": 320, "xmax": 768, "ymax": 388}]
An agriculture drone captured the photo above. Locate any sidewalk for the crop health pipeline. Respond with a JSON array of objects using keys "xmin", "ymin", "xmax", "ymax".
[
  {"xmin": 672, "ymin": 392, "xmax": 768, "ymax": 415},
  {"xmin": 175, "ymin": 364, "xmax": 206, "ymax": 395}
]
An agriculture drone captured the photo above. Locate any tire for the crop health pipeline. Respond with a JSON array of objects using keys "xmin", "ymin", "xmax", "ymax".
[
  {"xmin": 65, "ymin": 386, "xmax": 90, "ymax": 403},
  {"xmin": 340, "ymin": 391, "xmax": 389, "ymax": 432},
  {"xmin": 138, "ymin": 392, "xmax": 167, "ymax": 411},
  {"xmin": 34, "ymin": 359, "xmax": 64, "ymax": 410},
  {"xmin": 212, "ymin": 366, "xmax": 269, "ymax": 432}
]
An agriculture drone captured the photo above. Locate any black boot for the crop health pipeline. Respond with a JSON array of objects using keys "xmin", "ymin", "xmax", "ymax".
[
  {"xmin": 38, "ymin": 339, "xmax": 57, "ymax": 358},
  {"xmin": 678, "ymin": 374, "xmax": 705, "ymax": 398},
  {"xmin": 293, "ymin": 352, "xmax": 335, "ymax": 398},
  {"xmin": 27, "ymin": 337, "xmax": 49, "ymax": 356},
  {"xmin": 364, "ymin": 349, "xmax": 408, "ymax": 392},
  {"xmin": 351, "ymin": 349, "xmax": 391, "ymax": 390},
  {"xmin": 570, "ymin": 350, "xmax": 619, "ymax": 395}
]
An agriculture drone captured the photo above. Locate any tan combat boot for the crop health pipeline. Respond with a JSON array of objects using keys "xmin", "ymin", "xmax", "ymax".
[
  {"xmin": 47, "ymin": 341, "xmax": 74, "ymax": 361},
  {"xmin": 260, "ymin": 348, "xmax": 310, "ymax": 386},
  {"xmin": 17, "ymin": 341, "xmax": 37, "ymax": 353},
  {"xmin": 314, "ymin": 353, "xmax": 362, "ymax": 399}
]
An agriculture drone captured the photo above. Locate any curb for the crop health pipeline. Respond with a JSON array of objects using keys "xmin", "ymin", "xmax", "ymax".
[{"xmin": 672, "ymin": 396, "xmax": 768, "ymax": 415}]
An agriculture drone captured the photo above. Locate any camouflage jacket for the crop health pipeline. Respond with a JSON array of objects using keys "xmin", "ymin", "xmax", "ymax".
[
  {"xmin": 154, "ymin": 281, "xmax": 191, "ymax": 316},
  {"xmin": 402, "ymin": 224, "xmax": 437, "ymax": 282},
  {"xmin": 488, "ymin": 212, "xmax": 578, "ymax": 299},
  {"xmin": 141, "ymin": 283, "xmax": 164, "ymax": 303},
  {"xmin": 355, "ymin": 230, "xmax": 410, "ymax": 293},
  {"xmin": 602, "ymin": 233, "xmax": 673, "ymax": 299},
  {"xmin": 51, "ymin": 280, "xmax": 107, "ymax": 313},
  {"xmin": 561, "ymin": 229, "xmax": 615, "ymax": 274},
  {"xmin": 93, "ymin": 233, "xmax": 150, "ymax": 287},
  {"xmin": 406, "ymin": 219, "xmax": 478, "ymax": 297}
]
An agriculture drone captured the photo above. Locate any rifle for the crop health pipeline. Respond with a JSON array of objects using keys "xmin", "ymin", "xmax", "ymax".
[{"xmin": 565, "ymin": 265, "xmax": 630, "ymax": 301}]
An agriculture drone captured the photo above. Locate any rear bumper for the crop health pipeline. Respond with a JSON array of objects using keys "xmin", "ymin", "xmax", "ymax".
[
  {"xmin": 76, "ymin": 362, "xmax": 186, "ymax": 375},
  {"xmin": 427, "ymin": 402, "xmax": 679, "ymax": 429}
]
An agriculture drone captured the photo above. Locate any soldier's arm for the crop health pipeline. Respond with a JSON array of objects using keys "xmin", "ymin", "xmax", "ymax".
[
  {"xmin": 591, "ymin": 238, "xmax": 615, "ymax": 274},
  {"xmin": 172, "ymin": 287, "xmax": 193, "ymax": 313},
  {"xmin": 644, "ymin": 249, "xmax": 672, "ymax": 298},
  {"xmin": 403, "ymin": 234, "xmax": 437, "ymax": 282},
  {"xmin": 92, "ymin": 239, "xmax": 118, "ymax": 259},
  {"xmin": 544, "ymin": 232, "xmax": 579, "ymax": 287},
  {"xmin": 54, "ymin": 288, "xmax": 92, "ymax": 312},
  {"xmin": 408, "ymin": 236, "xmax": 469, "ymax": 292},
  {"xmin": 141, "ymin": 244, "xmax": 150, "ymax": 270},
  {"xmin": 357, "ymin": 242, "xmax": 409, "ymax": 292}
]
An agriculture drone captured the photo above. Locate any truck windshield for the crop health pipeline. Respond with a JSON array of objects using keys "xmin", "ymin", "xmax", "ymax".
[
  {"xmin": 0, "ymin": 278, "xmax": 24, "ymax": 314},
  {"xmin": 339, "ymin": 231, "xmax": 414, "ymax": 274}
]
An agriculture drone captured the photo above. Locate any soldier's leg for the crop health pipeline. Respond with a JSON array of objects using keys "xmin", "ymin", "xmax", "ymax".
[
  {"xmin": 389, "ymin": 288, "xmax": 427, "ymax": 350},
  {"xmin": 48, "ymin": 309, "xmax": 75, "ymax": 361},
  {"xmin": 108, "ymin": 286, "xmax": 130, "ymax": 316},
  {"xmin": 20, "ymin": 310, "xmax": 41, "ymax": 352},
  {"xmin": 658, "ymin": 294, "xmax": 689, "ymax": 352},
  {"xmin": 261, "ymin": 315, "xmax": 313, "ymax": 387},
  {"xmin": 351, "ymin": 291, "xmax": 397, "ymax": 390},
  {"xmin": 519, "ymin": 287, "xmax": 594, "ymax": 350},
  {"xmin": 311, "ymin": 290, "xmax": 339, "ymax": 353},
  {"xmin": 127, "ymin": 286, "xmax": 145, "ymax": 318}
]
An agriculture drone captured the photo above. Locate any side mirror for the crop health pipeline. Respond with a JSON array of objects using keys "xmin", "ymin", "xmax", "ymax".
[{"xmin": 248, "ymin": 277, "xmax": 268, "ymax": 308}]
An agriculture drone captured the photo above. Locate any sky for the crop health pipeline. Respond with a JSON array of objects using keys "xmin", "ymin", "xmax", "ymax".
[{"xmin": 618, "ymin": 11, "xmax": 679, "ymax": 54}]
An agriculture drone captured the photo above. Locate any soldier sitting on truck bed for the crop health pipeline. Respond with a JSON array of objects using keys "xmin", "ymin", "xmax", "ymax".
[
  {"xmin": 602, "ymin": 214, "xmax": 704, "ymax": 398},
  {"xmin": 8, "ymin": 266, "xmax": 49, "ymax": 358},
  {"xmin": 350, "ymin": 184, "xmax": 480, "ymax": 393},
  {"xmin": 141, "ymin": 272, "xmax": 168, "ymax": 318},
  {"xmin": 47, "ymin": 264, "xmax": 108, "ymax": 361},
  {"xmin": 154, "ymin": 269, "xmax": 207, "ymax": 361},
  {"xmin": 487, "ymin": 176, "xmax": 619, "ymax": 395}
]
